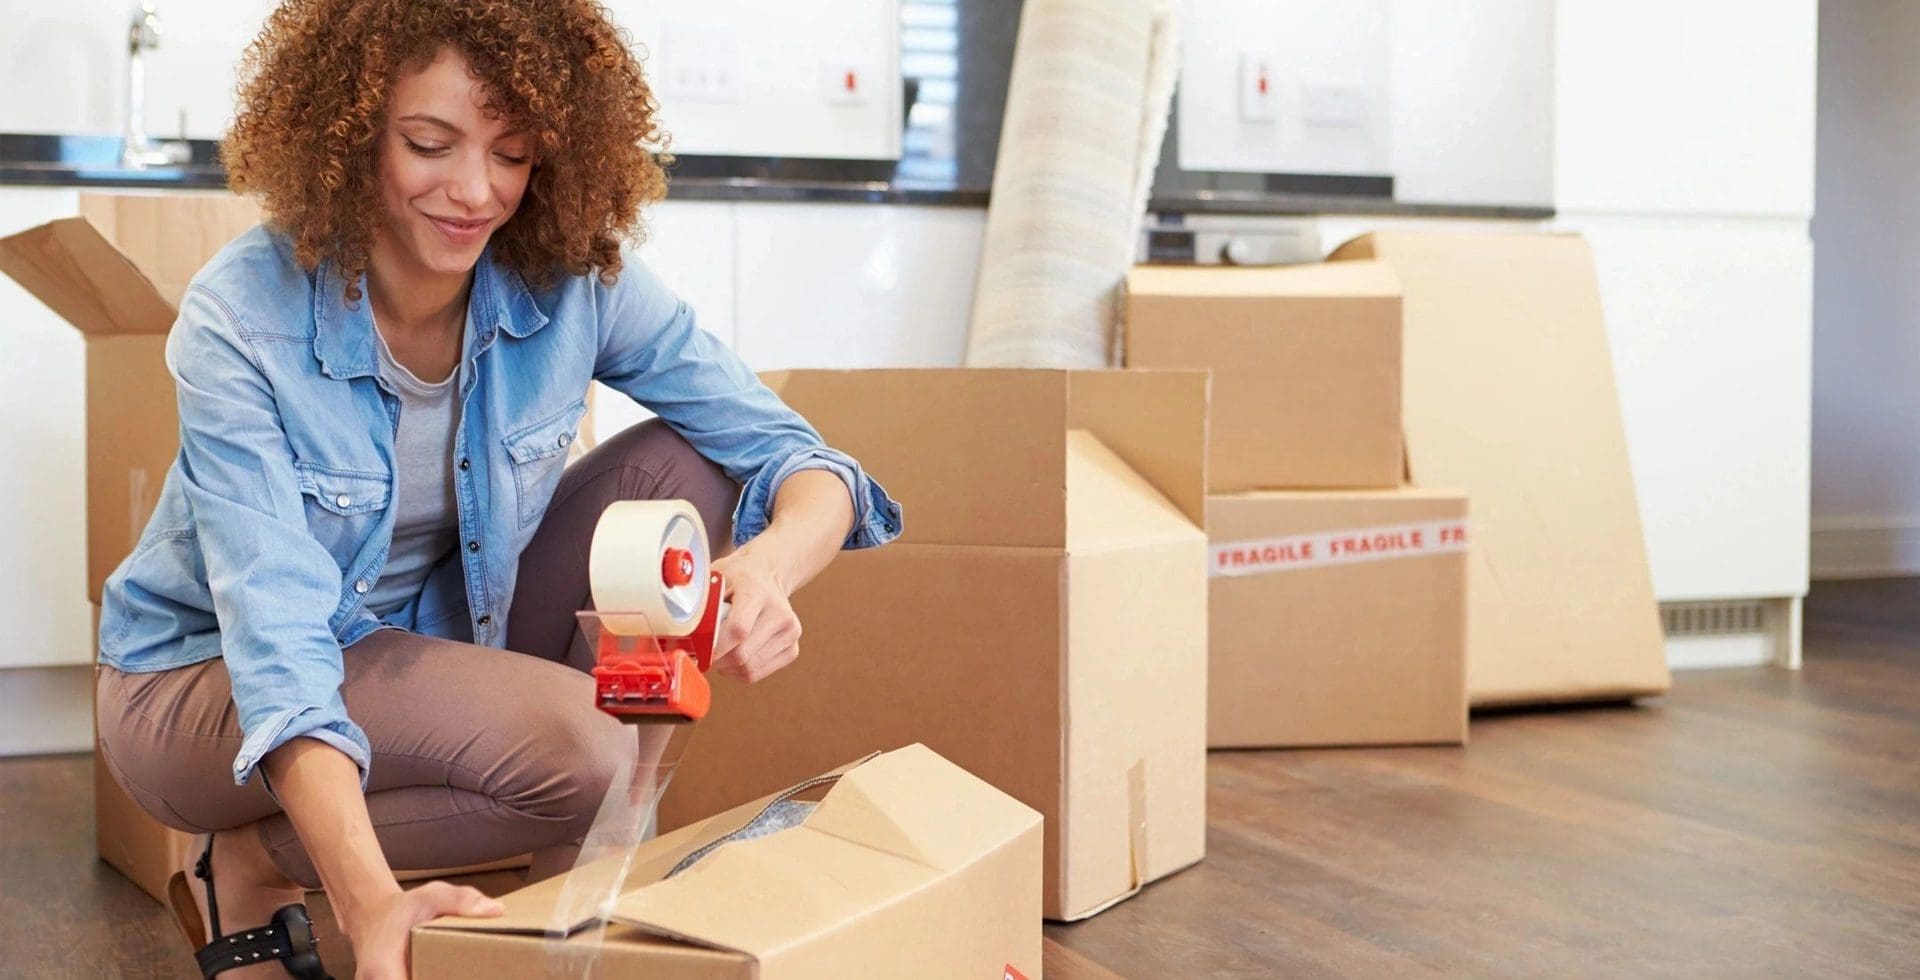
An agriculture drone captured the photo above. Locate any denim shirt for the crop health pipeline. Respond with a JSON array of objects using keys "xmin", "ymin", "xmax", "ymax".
[{"xmin": 97, "ymin": 226, "xmax": 902, "ymax": 789}]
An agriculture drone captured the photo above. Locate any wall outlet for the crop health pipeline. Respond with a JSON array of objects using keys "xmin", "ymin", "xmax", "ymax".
[{"xmin": 660, "ymin": 22, "xmax": 743, "ymax": 105}]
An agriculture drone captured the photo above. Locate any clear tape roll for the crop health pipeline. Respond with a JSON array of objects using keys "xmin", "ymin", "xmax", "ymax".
[{"xmin": 589, "ymin": 500, "xmax": 710, "ymax": 637}]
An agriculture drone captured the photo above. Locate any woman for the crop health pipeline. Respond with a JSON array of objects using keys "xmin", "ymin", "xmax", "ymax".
[{"xmin": 93, "ymin": 1, "xmax": 901, "ymax": 977}]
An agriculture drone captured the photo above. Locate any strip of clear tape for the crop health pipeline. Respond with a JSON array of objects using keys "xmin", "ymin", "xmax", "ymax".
[{"xmin": 539, "ymin": 720, "xmax": 690, "ymax": 978}]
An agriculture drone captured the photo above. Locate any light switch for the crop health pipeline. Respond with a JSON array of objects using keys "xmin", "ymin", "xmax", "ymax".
[
  {"xmin": 822, "ymin": 61, "xmax": 872, "ymax": 106},
  {"xmin": 1239, "ymin": 51, "xmax": 1278, "ymax": 124}
]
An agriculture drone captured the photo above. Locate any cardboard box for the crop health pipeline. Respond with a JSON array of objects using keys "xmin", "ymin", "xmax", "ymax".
[
  {"xmin": 0, "ymin": 193, "xmax": 262, "ymax": 604},
  {"xmin": 656, "ymin": 369, "xmax": 1209, "ymax": 921},
  {"xmin": 1208, "ymin": 488, "xmax": 1469, "ymax": 748},
  {"xmin": 1329, "ymin": 233, "xmax": 1669, "ymax": 705},
  {"xmin": 1125, "ymin": 260, "xmax": 1403, "ymax": 491},
  {"xmin": 414, "ymin": 744, "xmax": 1043, "ymax": 979}
]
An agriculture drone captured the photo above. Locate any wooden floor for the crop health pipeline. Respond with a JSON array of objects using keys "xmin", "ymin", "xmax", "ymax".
[{"xmin": 7, "ymin": 579, "xmax": 1920, "ymax": 978}]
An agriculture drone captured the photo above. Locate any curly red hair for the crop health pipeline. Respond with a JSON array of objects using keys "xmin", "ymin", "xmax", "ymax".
[{"xmin": 222, "ymin": 0, "xmax": 669, "ymax": 301}]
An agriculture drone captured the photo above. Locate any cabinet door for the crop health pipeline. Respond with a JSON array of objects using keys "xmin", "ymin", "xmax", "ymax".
[
  {"xmin": 1555, "ymin": 0, "xmax": 1817, "ymax": 219},
  {"xmin": 0, "ymin": 188, "xmax": 92, "ymax": 668},
  {"xmin": 732, "ymin": 203, "xmax": 985, "ymax": 371},
  {"xmin": 1562, "ymin": 215, "xmax": 1812, "ymax": 600}
]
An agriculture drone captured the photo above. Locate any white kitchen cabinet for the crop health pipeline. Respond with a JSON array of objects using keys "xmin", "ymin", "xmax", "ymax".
[
  {"xmin": 731, "ymin": 202, "xmax": 983, "ymax": 371},
  {"xmin": 1557, "ymin": 215, "xmax": 1812, "ymax": 603},
  {"xmin": 0, "ymin": 187, "xmax": 93, "ymax": 671}
]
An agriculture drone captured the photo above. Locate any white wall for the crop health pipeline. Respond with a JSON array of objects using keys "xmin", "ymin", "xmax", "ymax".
[
  {"xmin": 1178, "ymin": 0, "xmax": 1393, "ymax": 177},
  {"xmin": 0, "ymin": 0, "xmax": 901, "ymax": 160},
  {"xmin": 0, "ymin": 0, "xmax": 275, "ymax": 139},
  {"xmin": 601, "ymin": 0, "xmax": 903, "ymax": 160},
  {"xmin": 1810, "ymin": 0, "xmax": 1920, "ymax": 578},
  {"xmin": 1385, "ymin": 0, "xmax": 1555, "ymax": 207}
]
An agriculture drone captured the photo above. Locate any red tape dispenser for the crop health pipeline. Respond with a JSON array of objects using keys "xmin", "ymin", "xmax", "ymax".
[{"xmin": 580, "ymin": 500, "xmax": 728, "ymax": 724}]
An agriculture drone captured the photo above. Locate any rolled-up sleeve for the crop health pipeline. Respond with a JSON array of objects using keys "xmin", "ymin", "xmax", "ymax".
[
  {"xmin": 169, "ymin": 288, "xmax": 372, "ymax": 789},
  {"xmin": 590, "ymin": 255, "xmax": 903, "ymax": 549}
]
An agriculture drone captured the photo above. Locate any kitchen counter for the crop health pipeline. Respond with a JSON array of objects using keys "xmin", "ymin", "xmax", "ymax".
[{"xmin": 0, "ymin": 133, "xmax": 1552, "ymax": 220}]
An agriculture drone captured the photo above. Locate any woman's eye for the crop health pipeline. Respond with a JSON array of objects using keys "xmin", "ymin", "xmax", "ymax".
[
  {"xmin": 403, "ymin": 139, "xmax": 449, "ymax": 157},
  {"xmin": 495, "ymin": 152, "xmax": 530, "ymax": 166}
]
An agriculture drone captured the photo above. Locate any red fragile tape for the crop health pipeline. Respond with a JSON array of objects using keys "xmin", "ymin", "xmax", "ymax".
[{"xmin": 1209, "ymin": 519, "xmax": 1469, "ymax": 578}]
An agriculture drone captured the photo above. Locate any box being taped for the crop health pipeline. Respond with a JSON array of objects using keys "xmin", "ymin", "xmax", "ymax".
[
  {"xmin": 0, "ymin": 192, "xmax": 262, "ymax": 603},
  {"xmin": 413, "ymin": 744, "xmax": 1044, "ymax": 979},
  {"xmin": 1209, "ymin": 488, "xmax": 1468, "ymax": 748},
  {"xmin": 659, "ymin": 369, "xmax": 1210, "ymax": 920},
  {"xmin": 1329, "ymin": 232, "xmax": 1668, "ymax": 705}
]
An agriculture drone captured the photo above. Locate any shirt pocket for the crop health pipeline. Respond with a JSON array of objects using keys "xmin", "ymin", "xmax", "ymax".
[
  {"xmin": 503, "ymin": 398, "xmax": 588, "ymax": 529},
  {"xmin": 294, "ymin": 461, "xmax": 393, "ymax": 568}
]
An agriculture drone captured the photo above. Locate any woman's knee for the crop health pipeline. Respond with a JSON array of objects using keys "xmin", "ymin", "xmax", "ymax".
[
  {"xmin": 597, "ymin": 419, "xmax": 739, "ymax": 550},
  {"xmin": 495, "ymin": 703, "xmax": 637, "ymax": 837}
]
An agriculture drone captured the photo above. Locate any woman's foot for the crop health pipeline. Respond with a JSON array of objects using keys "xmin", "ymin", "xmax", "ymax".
[{"xmin": 180, "ymin": 830, "xmax": 310, "ymax": 978}]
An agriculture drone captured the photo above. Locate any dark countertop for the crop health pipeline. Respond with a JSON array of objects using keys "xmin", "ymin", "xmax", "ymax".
[{"xmin": 0, "ymin": 133, "xmax": 1551, "ymax": 220}]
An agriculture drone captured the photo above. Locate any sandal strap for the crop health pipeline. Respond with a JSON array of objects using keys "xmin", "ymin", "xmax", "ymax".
[{"xmin": 192, "ymin": 902, "xmax": 332, "ymax": 979}]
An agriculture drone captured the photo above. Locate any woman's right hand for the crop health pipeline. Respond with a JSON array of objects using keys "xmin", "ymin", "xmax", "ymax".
[{"xmin": 347, "ymin": 880, "xmax": 504, "ymax": 980}]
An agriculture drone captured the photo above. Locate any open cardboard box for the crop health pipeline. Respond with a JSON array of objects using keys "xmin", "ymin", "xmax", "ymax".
[
  {"xmin": 413, "ymin": 744, "xmax": 1043, "ymax": 979},
  {"xmin": 657, "ymin": 369, "xmax": 1210, "ymax": 920},
  {"xmin": 1329, "ymin": 232, "xmax": 1668, "ymax": 705}
]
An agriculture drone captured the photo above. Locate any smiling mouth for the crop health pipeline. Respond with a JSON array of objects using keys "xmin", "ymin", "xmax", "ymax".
[{"xmin": 427, "ymin": 214, "xmax": 491, "ymax": 235}]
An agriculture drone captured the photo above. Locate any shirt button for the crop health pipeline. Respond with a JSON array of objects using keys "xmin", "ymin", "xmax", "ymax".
[
  {"xmin": 558, "ymin": 433, "xmax": 572, "ymax": 448},
  {"xmin": 459, "ymin": 457, "xmax": 470, "ymax": 470},
  {"xmin": 468, "ymin": 540, "xmax": 480, "ymax": 553},
  {"xmin": 477, "ymin": 614, "xmax": 492, "ymax": 627},
  {"xmin": 353, "ymin": 580, "xmax": 369, "ymax": 594},
  {"xmin": 336, "ymin": 494, "xmax": 352, "ymax": 508}
]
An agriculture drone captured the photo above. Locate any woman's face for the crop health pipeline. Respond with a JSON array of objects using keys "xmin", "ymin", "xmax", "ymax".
[{"xmin": 376, "ymin": 46, "xmax": 533, "ymax": 279}]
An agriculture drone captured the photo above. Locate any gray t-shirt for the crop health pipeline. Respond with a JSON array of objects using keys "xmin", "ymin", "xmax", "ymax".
[{"xmin": 364, "ymin": 325, "xmax": 464, "ymax": 619}]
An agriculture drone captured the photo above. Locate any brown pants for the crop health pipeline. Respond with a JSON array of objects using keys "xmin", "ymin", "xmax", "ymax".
[{"xmin": 94, "ymin": 420, "xmax": 738, "ymax": 889}]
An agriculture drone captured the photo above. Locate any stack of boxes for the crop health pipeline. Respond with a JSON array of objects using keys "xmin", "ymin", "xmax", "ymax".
[{"xmin": 1125, "ymin": 260, "xmax": 1471, "ymax": 748}]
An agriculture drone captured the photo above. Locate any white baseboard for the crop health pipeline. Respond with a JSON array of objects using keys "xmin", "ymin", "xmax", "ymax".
[
  {"xmin": 0, "ymin": 664, "xmax": 94, "ymax": 756},
  {"xmin": 1810, "ymin": 517, "xmax": 1920, "ymax": 579}
]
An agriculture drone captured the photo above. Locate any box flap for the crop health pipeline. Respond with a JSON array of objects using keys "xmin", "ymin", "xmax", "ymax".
[
  {"xmin": 606, "ymin": 744, "xmax": 1040, "ymax": 958},
  {"xmin": 1065, "ymin": 430, "xmax": 1204, "ymax": 553},
  {"xmin": 1127, "ymin": 260, "xmax": 1400, "ymax": 299},
  {"xmin": 0, "ymin": 193, "xmax": 260, "ymax": 337},
  {"xmin": 0, "ymin": 216, "xmax": 177, "ymax": 337},
  {"xmin": 759, "ymin": 369, "xmax": 1207, "ymax": 547},
  {"xmin": 1063, "ymin": 369, "xmax": 1208, "ymax": 528},
  {"xmin": 1329, "ymin": 231, "xmax": 1668, "ymax": 705},
  {"xmin": 761, "ymin": 369, "xmax": 1070, "ymax": 548}
]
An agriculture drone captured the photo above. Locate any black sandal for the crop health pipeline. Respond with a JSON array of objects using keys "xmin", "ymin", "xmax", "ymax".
[{"xmin": 167, "ymin": 834, "xmax": 333, "ymax": 979}]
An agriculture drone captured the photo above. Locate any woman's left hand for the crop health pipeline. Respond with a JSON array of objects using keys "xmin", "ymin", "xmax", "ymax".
[{"xmin": 708, "ymin": 549, "xmax": 801, "ymax": 683}]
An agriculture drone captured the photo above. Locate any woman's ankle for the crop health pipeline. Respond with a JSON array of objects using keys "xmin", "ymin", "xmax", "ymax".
[{"xmin": 211, "ymin": 826, "xmax": 302, "ymax": 894}]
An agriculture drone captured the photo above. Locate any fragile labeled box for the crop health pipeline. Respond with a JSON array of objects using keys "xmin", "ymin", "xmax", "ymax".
[
  {"xmin": 1208, "ymin": 488, "xmax": 1469, "ymax": 748},
  {"xmin": 657, "ymin": 368, "xmax": 1210, "ymax": 921},
  {"xmin": 1124, "ymin": 260, "xmax": 1403, "ymax": 491},
  {"xmin": 1329, "ymin": 232, "xmax": 1668, "ymax": 706},
  {"xmin": 414, "ymin": 744, "xmax": 1044, "ymax": 979}
]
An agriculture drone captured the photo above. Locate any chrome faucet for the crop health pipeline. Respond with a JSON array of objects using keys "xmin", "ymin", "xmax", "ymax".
[{"xmin": 121, "ymin": 0, "xmax": 192, "ymax": 168}]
